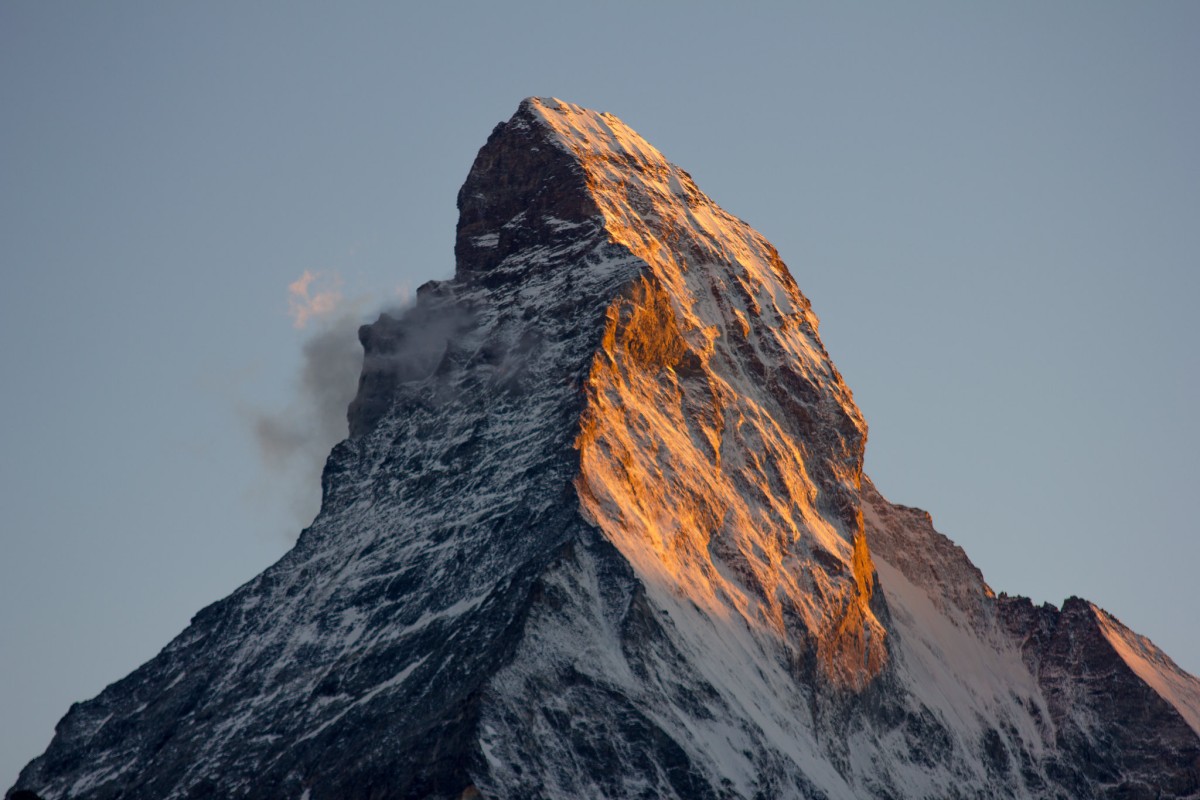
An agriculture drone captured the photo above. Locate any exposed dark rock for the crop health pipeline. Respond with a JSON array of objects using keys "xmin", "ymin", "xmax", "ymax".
[{"xmin": 998, "ymin": 596, "xmax": 1200, "ymax": 797}]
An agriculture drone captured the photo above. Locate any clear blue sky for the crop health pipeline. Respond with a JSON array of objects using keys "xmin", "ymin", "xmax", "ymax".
[{"xmin": 2, "ymin": 2, "xmax": 1198, "ymax": 787}]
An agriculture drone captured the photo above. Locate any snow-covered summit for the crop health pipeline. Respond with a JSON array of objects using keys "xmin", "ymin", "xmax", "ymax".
[{"xmin": 11, "ymin": 99, "xmax": 1200, "ymax": 800}]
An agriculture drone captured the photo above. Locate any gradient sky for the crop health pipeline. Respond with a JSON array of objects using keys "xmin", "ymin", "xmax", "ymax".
[{"xmin": 2, "ymin": 2, "xmax": 1198, "ymax": 788}]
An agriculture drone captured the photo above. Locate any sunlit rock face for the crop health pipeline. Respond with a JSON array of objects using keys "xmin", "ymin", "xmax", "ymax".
[
  {"xmin": 11, "ymin": 99, "xmax": 1200, "ymax": 800},
  {"xmin": 531, "ymin": 98, "xmax": 886, "ymax": 690}
]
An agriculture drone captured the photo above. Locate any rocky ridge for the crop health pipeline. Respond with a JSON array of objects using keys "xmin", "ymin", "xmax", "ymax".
[{"xmin": 10, "ymin": 98, "xmax": 1200, "ymax": 800}]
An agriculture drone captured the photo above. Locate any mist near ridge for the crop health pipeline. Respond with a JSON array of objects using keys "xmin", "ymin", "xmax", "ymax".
[
  {"xmin": 251, "ymin": 278, "xmax": 480, "ymax": 535},
  {"xmin": 250, "ymin": 269, "xmax": 385, "ymax": 534},
  {"xmin": 251, "ymin": 311, "xmax": 365, "ymax": 532}
]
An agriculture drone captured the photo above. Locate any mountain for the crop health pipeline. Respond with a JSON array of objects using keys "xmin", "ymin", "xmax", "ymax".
[{"xmin": 10, "ymin": 97, "xmax": 1200, "ymax": 800}]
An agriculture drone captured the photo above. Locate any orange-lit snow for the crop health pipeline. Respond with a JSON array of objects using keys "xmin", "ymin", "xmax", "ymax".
[
  {"xmin": 525, "ymin": 98, "xmax": 885, "ymax": 689},
  {"xmin": 1095, "ymin": 605, "xmax": 1200, "ymax": 735}
]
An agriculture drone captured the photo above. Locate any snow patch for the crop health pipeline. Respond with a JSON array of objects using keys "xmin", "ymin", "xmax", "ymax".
[{"xmin": 1095, "ymin": 606, "xmax": 1200, "ymax": 735}]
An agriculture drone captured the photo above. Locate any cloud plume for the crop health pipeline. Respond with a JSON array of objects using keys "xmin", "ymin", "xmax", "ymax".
[
  {"xmin": 252, "ymin": 272, "xmax": 366, "ymax": 533},
  {"xmin": 288, "ymin": 270, "xmax": 344, "ymax": 329}
]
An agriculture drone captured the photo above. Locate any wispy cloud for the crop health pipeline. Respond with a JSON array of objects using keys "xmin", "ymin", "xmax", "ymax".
[
  {"xmin": 249, "ymin": 270, "xmax": 437, "ymax": 537},
  {"xmin": 249, "ymin": 270, "xmax": 369, "ymax": 535},
  {"xmin": 288, "ymin": 270, "xmax": 343, "ymax": 329}
]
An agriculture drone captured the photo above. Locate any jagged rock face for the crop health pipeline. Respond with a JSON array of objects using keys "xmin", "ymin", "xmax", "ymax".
[
  {"xmin": 998, "ymin": 597, "xmax": 1200, "ymax": 797},
  {"xmin": 11, "ymin": 98, "xmax": 1200, "ymax": 800},
  {"xmin": 454, "ymin": 105, "xmax": 602, "ymax": 282},
  {"xmin": 525, "ymin": 99, "xmax": 884, "ymax": 691}
]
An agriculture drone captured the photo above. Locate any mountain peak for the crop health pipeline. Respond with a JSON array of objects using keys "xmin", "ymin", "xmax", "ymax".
[
  {"xmin": 455, "ymin": 98, "xmax": 882, "ymax": 686},
  {"xmin": 11, "ymin": 98, "xmax": 1200, "ymax": 800},
  {"xmin": 519, "ymin": 96, "xmax": 675, "ymax": 171}
]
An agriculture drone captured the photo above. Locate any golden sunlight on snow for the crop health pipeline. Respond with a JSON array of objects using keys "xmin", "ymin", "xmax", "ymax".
[{"xmin": 533, "ymin": 98, "xmax": 887, "ymax": 689}]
